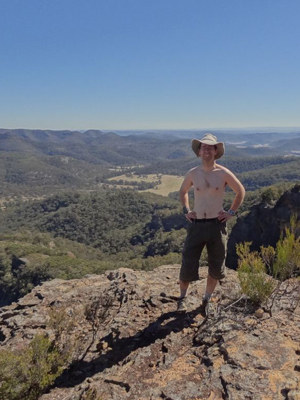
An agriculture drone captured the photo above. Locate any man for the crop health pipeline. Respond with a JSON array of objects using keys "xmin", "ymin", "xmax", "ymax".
[{"xmin": 178, "ymin": 133, "xmax": 245, "ymax": 315}]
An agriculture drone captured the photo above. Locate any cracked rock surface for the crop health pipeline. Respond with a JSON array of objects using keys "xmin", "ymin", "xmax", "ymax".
[{"xmin": 1, "ymin": 265, "xmax": 300, "ymax": 400}]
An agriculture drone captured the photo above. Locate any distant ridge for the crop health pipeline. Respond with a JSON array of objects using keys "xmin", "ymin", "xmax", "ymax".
[
  {"xmin": 1, "ymin": 128, "xmax": 300, "ymax": 164},
  {"xmin": 0, "ymin": 128, "xmax": 299, "ymax": 200}
]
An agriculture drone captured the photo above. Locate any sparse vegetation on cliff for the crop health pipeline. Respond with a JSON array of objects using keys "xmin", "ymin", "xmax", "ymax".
[
  {"xmin": 237, "ymin": 214, "xmax": 300, "ymax": 308},
  {"xmin": 0, "ymin": 334, "xmax": 67, "ymax": 400}
]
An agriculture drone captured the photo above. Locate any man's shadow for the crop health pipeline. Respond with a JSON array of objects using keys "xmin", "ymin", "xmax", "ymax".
[{"xmin": 56, "ymin": 306, "xmax": 206, "ymax": 389}]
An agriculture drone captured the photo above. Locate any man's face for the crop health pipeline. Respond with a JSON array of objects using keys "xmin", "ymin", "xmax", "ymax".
[{"xmin": 198, "ymin": 143, "xmax": 217, "ymax": 160}]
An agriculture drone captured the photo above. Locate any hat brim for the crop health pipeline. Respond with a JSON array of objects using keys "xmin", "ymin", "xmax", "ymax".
[{"xmin": 191, "ymin": 138, "xmax": 225, "ymax": 159}]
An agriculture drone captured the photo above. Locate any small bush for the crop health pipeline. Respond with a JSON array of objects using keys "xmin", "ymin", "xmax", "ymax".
[
  {"xmin": 237, "ymin": 214, "xmax": 300, "ymax": 306},
  {"xmin": 0, "ymin": 334, "xmax": 66, "ymax": 400},
  {"xmin": 237, "ymin": 242, "xmax": 276, "ymax": 304},
  {"xmin": 261, "ymin": 187, "xmax": 277, "ymax": 203},
  {"xmin": 272, "ymin": 215, "xmax": 300, "ymax": 281},
  {"xmin": 48, "ymin": 306, "xmax": 75, "ymax": 341},
  {"xmin": 85, "ymin": 294, "xmax": 113, "ymax": 339},
  {"xmin": 82, "ymin": 387, "xmax": 102, "ymax": 400}
]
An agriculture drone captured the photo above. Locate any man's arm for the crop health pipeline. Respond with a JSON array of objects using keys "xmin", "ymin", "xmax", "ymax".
[
  {"xmin": 218, "ymin": 169, "xmax": 245, "ymax": 222},
  {"xmin": 179, "ymin": 171, "xmax": 197, "ymax": 222}
]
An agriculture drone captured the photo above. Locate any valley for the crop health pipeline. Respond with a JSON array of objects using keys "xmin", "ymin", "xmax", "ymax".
[{"xmin": 0, "ymin": 128, "xmax": 300, "ymax": 306}]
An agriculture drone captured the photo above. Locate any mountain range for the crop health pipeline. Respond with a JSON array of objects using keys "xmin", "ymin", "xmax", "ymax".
[{"xmin": 0, "ymin": 128, "xmax": 299, "ymax": 198}]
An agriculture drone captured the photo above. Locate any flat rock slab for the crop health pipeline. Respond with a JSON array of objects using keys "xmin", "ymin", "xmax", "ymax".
[{"xmin": 1, "ymin": 265, "xmax": 300, "ymax": 400}]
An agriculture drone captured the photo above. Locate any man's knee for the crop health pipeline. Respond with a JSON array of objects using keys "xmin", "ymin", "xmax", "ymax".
[
  {"xmin": 208, "ymin": 261, "xmax": 226, "ymax": 280},
  {"xmin": 179, "ymin": 260, "xmax": 200, "ymax": 282}
]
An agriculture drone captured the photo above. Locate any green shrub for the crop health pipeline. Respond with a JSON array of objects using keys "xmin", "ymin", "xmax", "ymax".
[
  {"xmin": 237, "ymin": 214, "xmax": 300, "ymax": 306},
  {"xmin": 82, "ymin": 387, "xmax": 102, "ymax": 400},
  {"xmin": 272, "ymin": 215, "xmax": 300, "ymax": 281},
  {"xmin": 237, "ymin": 242, "xmax": 276, "ymax": 304},
  {"xmin": 0, "ymin": 334, "xmax": 66, "ymax": 400},
  {"xmin": 48, "ymin": 307, "xmax": 75, "ymax": 341},
  {"xmin": 261, "ymin": 187, "xmax": 277, "ymax": 203}
]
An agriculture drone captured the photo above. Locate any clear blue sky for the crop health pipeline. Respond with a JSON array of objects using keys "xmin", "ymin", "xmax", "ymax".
[{"xmin": 1, "ymin": 0, "xmax": 300, "ymax": 130}]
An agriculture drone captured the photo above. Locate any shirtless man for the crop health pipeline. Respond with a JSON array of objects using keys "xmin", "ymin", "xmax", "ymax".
[{"xmin": 177, "ymin": 134, "xmax": 245, "ymax": 315}]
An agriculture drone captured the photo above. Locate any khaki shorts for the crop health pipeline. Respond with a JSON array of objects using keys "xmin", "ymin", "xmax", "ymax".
[{"xmin": 180, "ymin": 218, "xmax": 228, "ymax": 282}]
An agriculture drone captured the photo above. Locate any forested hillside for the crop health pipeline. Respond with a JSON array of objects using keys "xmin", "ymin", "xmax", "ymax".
[
  {"xmin": 1, "ymin": 182, "xmax": 296, "ymax": 306},
  {"xmin": 134, "ymin": 155, "xmax": 300, "ymax": 177},
  {"xmin": 0, "ymin": 129, "xmax": 300, "ymax": 198},
  {"xmin": 0, "ymin": 153, "xmax": 114, "ymax": 197},
  {"xmin": 238, "ymin": 158, "xmax": 300, "ymax": 190},
  {"xmin": 1, "ymin": 129, "xmax": 300, "ymax": 306},
  {"xmin": 0, "ymin": 190, "xmax": 186, "ymax": 305},
  {"xmin": 1, "ymin": 191, "xmax": 183, "ymax": 252}
]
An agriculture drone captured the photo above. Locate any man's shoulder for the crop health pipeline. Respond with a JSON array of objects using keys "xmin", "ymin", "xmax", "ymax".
[
  {"xmin": 187, "ymin": 166, "xmax": 201, "ymax": 175},
  {"xmin": 215, "ymin": 163, "xmax": 233, "ymax": 175}
]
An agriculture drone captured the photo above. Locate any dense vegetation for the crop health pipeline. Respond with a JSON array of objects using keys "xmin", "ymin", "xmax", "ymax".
[
  {"xmin": 0, "ymin": 129, "xmax": 300, "ymax": 198},
  {"xmin": 238, "ymin": 159, "xmax": 300, "ymax": 190},
  {"xmin": 0, "ymin": 190, "xmax": 187, "ymax": 305},
  {"xmin": 0, "ymin": 191, "xmax": 183, "ymax": 251},
  {"xmin": 0, "ymin": 152, "xmax": 118, "ymax": 197},
  {"xmin": 0, "ymin": 129, "xmax": 300, "ymax": 306},
  {"xmin": 1, "ymin": 129, "xmax": 300, "ymax": 399},
  {"xmin": 1, "ymin": 181, "xmax": 296, "ymax": 306},
  {"xmin": 135, "ymin": 155, "xmax": 299, "ymax": 177}
]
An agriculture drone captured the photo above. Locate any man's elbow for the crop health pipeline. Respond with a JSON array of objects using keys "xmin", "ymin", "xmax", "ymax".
[
  {"xmin": 179, "ymin": 187, "xmax": 188, "ymax": 200},
  {"xmin": 238, "ymin": 185, "xmax": 246, "ymax": 200},
  {"xmin": 180, "ymin": 186, "xmax": 187, "ymax": 196}
]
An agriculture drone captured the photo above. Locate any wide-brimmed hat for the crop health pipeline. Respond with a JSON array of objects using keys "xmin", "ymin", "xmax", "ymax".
[{"xmin": 191, "ymin": 133, "xmax": 225, "ymax": 159}]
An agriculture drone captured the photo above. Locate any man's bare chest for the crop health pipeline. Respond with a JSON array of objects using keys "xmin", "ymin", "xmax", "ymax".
[{"xmin": 192, "ymin": 171, "xmax": 225, "ymax": 194}]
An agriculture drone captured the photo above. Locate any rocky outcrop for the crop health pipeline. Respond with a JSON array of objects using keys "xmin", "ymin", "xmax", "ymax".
[
  {"xmin": 1, "ymin": 265, "xmax": 300, "ymax": 400},
  {"xmin": 227, "ymin": 185, "xmax": 300, "ymax": 268}
]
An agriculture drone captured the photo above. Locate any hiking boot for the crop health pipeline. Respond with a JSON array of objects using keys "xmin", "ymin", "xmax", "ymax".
[
  {"xmin": 177, "ymin": 297, "xmax": 188, "ymax": 312},
  {"xmin": 200, "ymin": 298, "xmax": 212, "ymax": 317}
]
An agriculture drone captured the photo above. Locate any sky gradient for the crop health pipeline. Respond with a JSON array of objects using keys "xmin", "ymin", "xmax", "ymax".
[{"xmin": 1, "ymin": 0, "xmax": 300, "ymax": 130}]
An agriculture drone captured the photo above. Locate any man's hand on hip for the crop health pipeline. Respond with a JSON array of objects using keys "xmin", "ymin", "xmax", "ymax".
[
  {"xmin": 186, "ymin": 211, "xmax": 197, "ymax": 223},
  {"xmin": 217, "ymin": 210, "xmax": 233, "ymax": 222}
]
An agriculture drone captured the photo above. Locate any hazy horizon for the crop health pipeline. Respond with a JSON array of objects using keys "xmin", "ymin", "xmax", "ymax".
[{"xmin": 1, "ymin": 126, "xmax": 300, "ymax": 134}]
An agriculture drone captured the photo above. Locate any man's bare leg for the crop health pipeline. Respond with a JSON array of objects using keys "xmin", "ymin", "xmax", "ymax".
[
  {"xmin": 201, "ymin": 275, "xmax": 218, "ymax": 316},
  {"xmin": 177, "ymin": 279, "xmax": 190, "ymax": 312},
  {"xmin": 204, "ymin": 275, "xmax": 218, "ymax": 299},
  {"xmin": 179, "ymin": 279, "xmax": 189, "ymax": 298}
]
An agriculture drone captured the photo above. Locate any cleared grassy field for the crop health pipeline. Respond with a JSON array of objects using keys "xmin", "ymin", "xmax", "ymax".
[
  {"xmin": 109, "ymin": 173, "xmax": 159, "ymax": 183},
  {"xmin": 145, "ymin": 175, "xmax": 183, "ymax": 196},
  {"xmin": 108, "ymin": 174, "xmax": 183, "ymax": 196}
]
